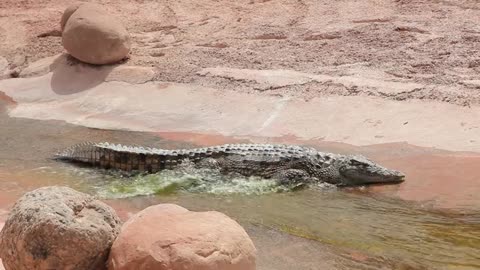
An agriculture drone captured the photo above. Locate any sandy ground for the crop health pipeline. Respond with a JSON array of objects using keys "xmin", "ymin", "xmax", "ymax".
[{"xmin": 1, "ymin": 0, "xmax": 480, "ymax": 105}]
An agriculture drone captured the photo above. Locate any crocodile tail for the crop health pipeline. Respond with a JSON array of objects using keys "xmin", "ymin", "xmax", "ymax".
[
  {"xmin": 53, "ymin": 142, "xmax": 99, "ymax": 163},
  {"xmin": 54, "ymin": 142, "xmax": 174, "ymax": 172}
]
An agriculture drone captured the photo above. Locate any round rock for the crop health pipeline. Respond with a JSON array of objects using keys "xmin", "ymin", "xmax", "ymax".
[
  {"xmin": 62, "ymin": 3, "xmax": 130, "ymax": 65},
  {"xmin": 108, "ymin": 204, "xmax": 257, "ymax": 270},
  {"xmin": 0, "ymin": 186, "xmax": 121, "ymax": 270},
  {"xmin": 60, "ymin": 3, "xmax": 82, "ymax": 31}
]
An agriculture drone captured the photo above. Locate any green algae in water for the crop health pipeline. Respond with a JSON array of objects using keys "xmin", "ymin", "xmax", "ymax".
[
  {"xmin": 96, "ymin": 169, "xmax": 288, "ymax": 199},
  {"xmin": 97, "ymin": 172, "xmax": 197, "ymax": 198}
]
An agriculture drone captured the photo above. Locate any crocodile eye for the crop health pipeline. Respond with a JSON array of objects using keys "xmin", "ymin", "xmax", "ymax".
[{"xmin": 350, "ymin": 160, "xmax": 365, "ymax": 166}]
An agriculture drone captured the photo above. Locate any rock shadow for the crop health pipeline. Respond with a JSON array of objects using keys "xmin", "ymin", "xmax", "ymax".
[{"xmin": 50, "ymin": 54, "xmax": 116, "ymax": 95}]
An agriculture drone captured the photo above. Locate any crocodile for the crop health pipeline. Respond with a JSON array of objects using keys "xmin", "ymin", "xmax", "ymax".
[{"xmin": 54, "ymin": 142, "xmax": 405, "ymax": 187}]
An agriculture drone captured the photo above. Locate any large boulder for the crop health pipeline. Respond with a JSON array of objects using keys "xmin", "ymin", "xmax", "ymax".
[
  {"xmin": 61, "ymin": 3, "xmax": 130, "ymax": 65},
  {"xmin": 0, "ymin": 186, "xmax": 121, "ymax": 270},
  {"xmin": 108, "ymin": 204, "xmax": 257, "ymax": 270}
]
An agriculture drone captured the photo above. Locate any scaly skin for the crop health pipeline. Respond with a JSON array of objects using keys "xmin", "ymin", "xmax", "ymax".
[{"xmin": 54, "ymin": 142, "xmax": 405, "ymax": 187}]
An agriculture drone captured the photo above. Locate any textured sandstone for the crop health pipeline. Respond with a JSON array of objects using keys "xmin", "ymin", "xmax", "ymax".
[{"xmin": 0, "ymin": 186, "xmax": 121, "ymax": 270}]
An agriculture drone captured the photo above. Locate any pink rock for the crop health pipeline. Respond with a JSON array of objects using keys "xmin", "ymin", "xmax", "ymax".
[{"xmin": 108, "ymin": 204, "xmax": 256, "ymax": 270}]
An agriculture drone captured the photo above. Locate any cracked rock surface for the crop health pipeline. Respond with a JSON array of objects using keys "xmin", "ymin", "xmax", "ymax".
[{"xmin": 0, "ymin": 186, "xmax": 121, "ymax": 270}]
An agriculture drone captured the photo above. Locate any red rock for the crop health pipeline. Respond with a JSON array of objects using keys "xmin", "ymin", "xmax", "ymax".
[{"xmin": 108, "ymin": 204, "xmax": 256, "ymax": 270}]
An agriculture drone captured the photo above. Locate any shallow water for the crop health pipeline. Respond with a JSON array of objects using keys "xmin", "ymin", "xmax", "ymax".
[
  {"xmin": 0, "ymin": 106, "xmax": 479, "ymax": 270},
  {"xmin": 1, "ymin": 161, "xmax": 479, "ymax": 269}
]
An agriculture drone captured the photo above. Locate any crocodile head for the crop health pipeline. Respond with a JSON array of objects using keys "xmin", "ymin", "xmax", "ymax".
[{"xmin": 338, "ymin": 155, "xmax": 405, "ymax": 186}]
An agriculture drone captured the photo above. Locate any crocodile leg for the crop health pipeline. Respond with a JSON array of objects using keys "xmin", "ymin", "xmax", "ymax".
[
  {"xmin": 195, "ymin": 158, "xmax": 221, "ymax": 170},
  {"xmin": 273, "ymin": 169, "xmax": 312, "ymax": 190}
]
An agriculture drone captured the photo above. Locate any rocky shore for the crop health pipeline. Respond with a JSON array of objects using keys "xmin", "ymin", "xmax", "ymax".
[{"xmin": 0, "ymin": 187, "xmax": 256, "ymax": 270}]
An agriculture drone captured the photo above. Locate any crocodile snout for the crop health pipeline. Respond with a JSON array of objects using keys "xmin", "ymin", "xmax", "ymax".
[{"xmin": 387, "ymin": 170, "xmax": 405, "ymax": 183}]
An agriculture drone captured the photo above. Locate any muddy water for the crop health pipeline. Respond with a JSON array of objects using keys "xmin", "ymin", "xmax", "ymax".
[{"xmin": 1, "ymin": 104, "xmax": 479, "ymax": 270}]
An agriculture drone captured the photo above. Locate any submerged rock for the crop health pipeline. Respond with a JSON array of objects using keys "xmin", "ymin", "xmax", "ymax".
[
  {"xmin": 108, "ymin": 204, "xmax": 257, "ymax": 270},
  {"xmin": 0, "ymin": 186, "xmax": 121, "ymax": 270},
  {"xmin": 62, "ymin": 3, "xmax": 130, "ymax": 65}
]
